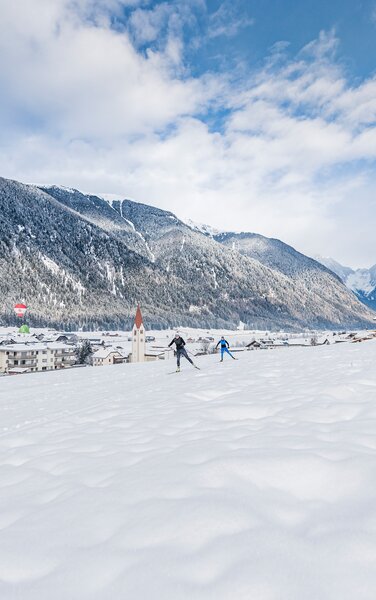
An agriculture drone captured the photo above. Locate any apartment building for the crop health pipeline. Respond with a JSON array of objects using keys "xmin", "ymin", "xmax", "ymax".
[{"xmin": 0, "ymin": 343, "xmax": 77, "ymax": 374}]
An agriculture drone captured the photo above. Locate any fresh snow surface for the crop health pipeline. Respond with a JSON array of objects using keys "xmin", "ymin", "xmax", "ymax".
[{"xmin": 1, "ymin": 342, "xmax": 376, "ymax": 599}]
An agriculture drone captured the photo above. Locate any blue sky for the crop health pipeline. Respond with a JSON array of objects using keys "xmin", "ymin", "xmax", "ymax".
[
  {"xmin": 120, "ymin": 0, "xmax": 376, "ymax": 79},
  {"xmin": 0, "ymin": 0, "xmax": 375, "ymax": 267}
]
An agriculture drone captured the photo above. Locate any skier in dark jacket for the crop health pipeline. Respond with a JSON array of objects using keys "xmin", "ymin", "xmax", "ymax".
[
  {"xmin": 169, "ymin": 333, "xmax": 199, "ymax": 372},
  {"xmin": 216, "ymin": 336, "xmax": 236, "ymax": 361}
]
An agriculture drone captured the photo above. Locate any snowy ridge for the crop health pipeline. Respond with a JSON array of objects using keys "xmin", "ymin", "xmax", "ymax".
[
  {"xmin": 185, "ymin": 219, "xmax": 223, "ymax": 238},
  {"xmin": 315, "ymin": 256, "xmax": 376, "ymax": 311},
  {"xmin": 41, "ymin": 184, "xmax": 77, "ymax": 194},
  {"xmin": 2, "ymin": 342, "xmax": 376, "ymax": 598}
]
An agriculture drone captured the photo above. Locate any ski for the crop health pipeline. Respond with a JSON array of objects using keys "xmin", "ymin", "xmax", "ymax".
[{"xmin": 168, "ymin": 366, "xmax": 200, "ymax": 374}]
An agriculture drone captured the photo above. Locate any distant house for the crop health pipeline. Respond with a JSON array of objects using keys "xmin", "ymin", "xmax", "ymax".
[
  {"xmin": 55, "ymin": 335, "xmax": 69, "ymax": 343},
  {"xmin": 352, "ymin": 334, "xmax": 374, "ymax": 343},
  {"xmin": 150, "ymin": 346, "xmax": 175, "ymax": 360},
  {"xmin": 273, "ymin": 340, "xmax": 289, "ymax": 347},
  {"xmin": 246, "ymin": 340, "xmax": 268, "ymax": 350},
  {"xmin": 92, "ymin": 348, "xmax": 127, "ymax": 366},
  {"xmin": 286, "ymin": 339, "xmax": 313, "ymax": 347},
  {"xmin": 144, "ymin": 350, "xmax": 165, "ymax": 362}
]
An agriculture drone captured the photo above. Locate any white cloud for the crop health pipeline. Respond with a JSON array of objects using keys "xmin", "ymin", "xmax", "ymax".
[
  {"xmin": 0, "ymin": 3, "xmax": 375, "ymax": 268},
  {"xmin": 0, "ymin": 1, "xmax": 214, "ymax": 139},
  {"xmin": 207, "ymin": 1, "xmax": 254, "ymax": 39}
]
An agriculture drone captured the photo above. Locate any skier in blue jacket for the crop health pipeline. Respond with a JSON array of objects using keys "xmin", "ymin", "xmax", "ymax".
[{"xmin": 216, "ymin": 336, "xmax": 236, "ymax": 361}]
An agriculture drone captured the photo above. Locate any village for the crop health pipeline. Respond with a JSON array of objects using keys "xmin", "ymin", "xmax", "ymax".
[{"xmin": 0, "ymin": 305, "xmax": 375, "ymax": 376}]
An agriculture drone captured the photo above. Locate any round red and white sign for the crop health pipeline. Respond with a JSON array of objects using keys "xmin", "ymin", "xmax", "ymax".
[{"xmin": 14, "ymin": 303, "xmax": 27, "ymax": 318}]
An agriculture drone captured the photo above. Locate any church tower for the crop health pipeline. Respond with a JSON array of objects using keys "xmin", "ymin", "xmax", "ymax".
[{"xmin": 131, "ymin": 305, "xmax": 146, "ymax": 363}]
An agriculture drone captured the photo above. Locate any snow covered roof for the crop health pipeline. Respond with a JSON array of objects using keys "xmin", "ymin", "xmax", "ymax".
[
  {"xmin": 93, "ymin": 348, "xmax": 126, "ymax": 359},
  {"xmin": 0, "ymin": 337, "xmax": 16, "ymax": 345},
  {"xmin": 286, "ymin": 338, "xmax": 313, "ymax": 346},
  {"xmin": 0, "ymin": 342, "xmax": 75, "ymax": 352}
]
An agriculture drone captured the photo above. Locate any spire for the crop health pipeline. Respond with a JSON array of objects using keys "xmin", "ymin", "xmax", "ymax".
[{"xmin": 134, "ymin": 305, "xmax": 143, "ymax": 329}]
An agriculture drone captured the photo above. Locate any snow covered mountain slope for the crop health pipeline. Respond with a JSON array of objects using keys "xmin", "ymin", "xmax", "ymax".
[
  {"xmin": 107, "ymin": 199, "xmax": 374, "ymax": 329},
  {"xmin": 214, "ymin": 230, "xmax": 376, "ymax": 322},
  {"xmin": 0, "ymin": 178, "xmax": 177, "ymax": 328},
  {"xmin": 39, "ymin": 185, "xmax": 149, "ymax": 258},
  {"xmin": 1, "ymin": 175, "xmax": 374, "ymax": 329},
  {"xmin": 1, "ymin": 342, "xmax": 376, "ymax": 599},
  {"xmin": 215, "ymin": 231, "xmax": 338, "ymax": 280},
  {"xmin": 315, "ymin": 256, "xmax": 376, "ymax": 312}
]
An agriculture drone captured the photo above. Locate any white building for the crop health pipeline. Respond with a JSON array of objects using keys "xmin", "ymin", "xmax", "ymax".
[
  {"xmin": 0, "ymin": 343, "xmax": 77, "ymax": 374},
  {"xmin": 92, "ymin": 348, "xmax": 127, "ymax": 367}
]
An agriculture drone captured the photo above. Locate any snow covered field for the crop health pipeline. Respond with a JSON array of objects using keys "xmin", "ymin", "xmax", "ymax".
[{"xmin": 1, "ymin": 341, "xmax": 376, "ymax": 599}]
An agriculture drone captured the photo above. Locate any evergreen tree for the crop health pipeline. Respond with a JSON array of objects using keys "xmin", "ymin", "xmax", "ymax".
[{"xmin": 75, "ymin": 340, "xmax": 93, "ymax": 365}]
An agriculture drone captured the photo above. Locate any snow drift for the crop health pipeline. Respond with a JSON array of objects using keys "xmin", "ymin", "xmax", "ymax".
[{"xmin": 1, "ymin": 341, "xmax": 376, "ymax": 599}]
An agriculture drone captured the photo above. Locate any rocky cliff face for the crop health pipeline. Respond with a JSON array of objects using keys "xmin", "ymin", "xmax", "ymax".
[{"xmin": 0, "ymin": 176, "xmax": 373, "ymax": 330}]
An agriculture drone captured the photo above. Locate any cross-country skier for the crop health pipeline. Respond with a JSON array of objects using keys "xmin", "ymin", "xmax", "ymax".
[
  {"xmin": 216, "ymin": 336, "xmax": 236, "ymax": 361},
  {"xmin": 168, "ymin": 333, "xmax": 199, "ymax": 372}
]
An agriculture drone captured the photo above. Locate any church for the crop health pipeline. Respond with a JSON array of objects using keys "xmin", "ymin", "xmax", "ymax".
[{"xmin": 130, "ymin": 306, "xmax": 165, "ymax": 363}]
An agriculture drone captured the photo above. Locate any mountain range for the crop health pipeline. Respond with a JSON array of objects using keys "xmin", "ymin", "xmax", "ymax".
[
  {"xmin": 0, "ymin": 176, "xmax": 374, "ymax": 330},
  {"xmin": 315, "ymin": 256, "xmax": 376, "ymax": 312}
]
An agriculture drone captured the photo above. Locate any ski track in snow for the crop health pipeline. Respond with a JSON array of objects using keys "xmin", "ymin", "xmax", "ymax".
[{"xmin": 1, "ymin": 342, "xmax": 376, "ymax": 599}]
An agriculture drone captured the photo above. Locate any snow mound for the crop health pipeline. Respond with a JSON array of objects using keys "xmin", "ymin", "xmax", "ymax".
[{"xmin": 1, "ymin": 341, "xmax": 376, "ymax": 599}]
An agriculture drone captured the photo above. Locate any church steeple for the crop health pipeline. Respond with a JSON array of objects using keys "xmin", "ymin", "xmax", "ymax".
[
  {"xmin": 135, "ymin": 305, "xmax": 143, "ymax": 329},
  {"xmin": 131, "ymin": 305, "xmax": 145, "ymax": 363}
]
